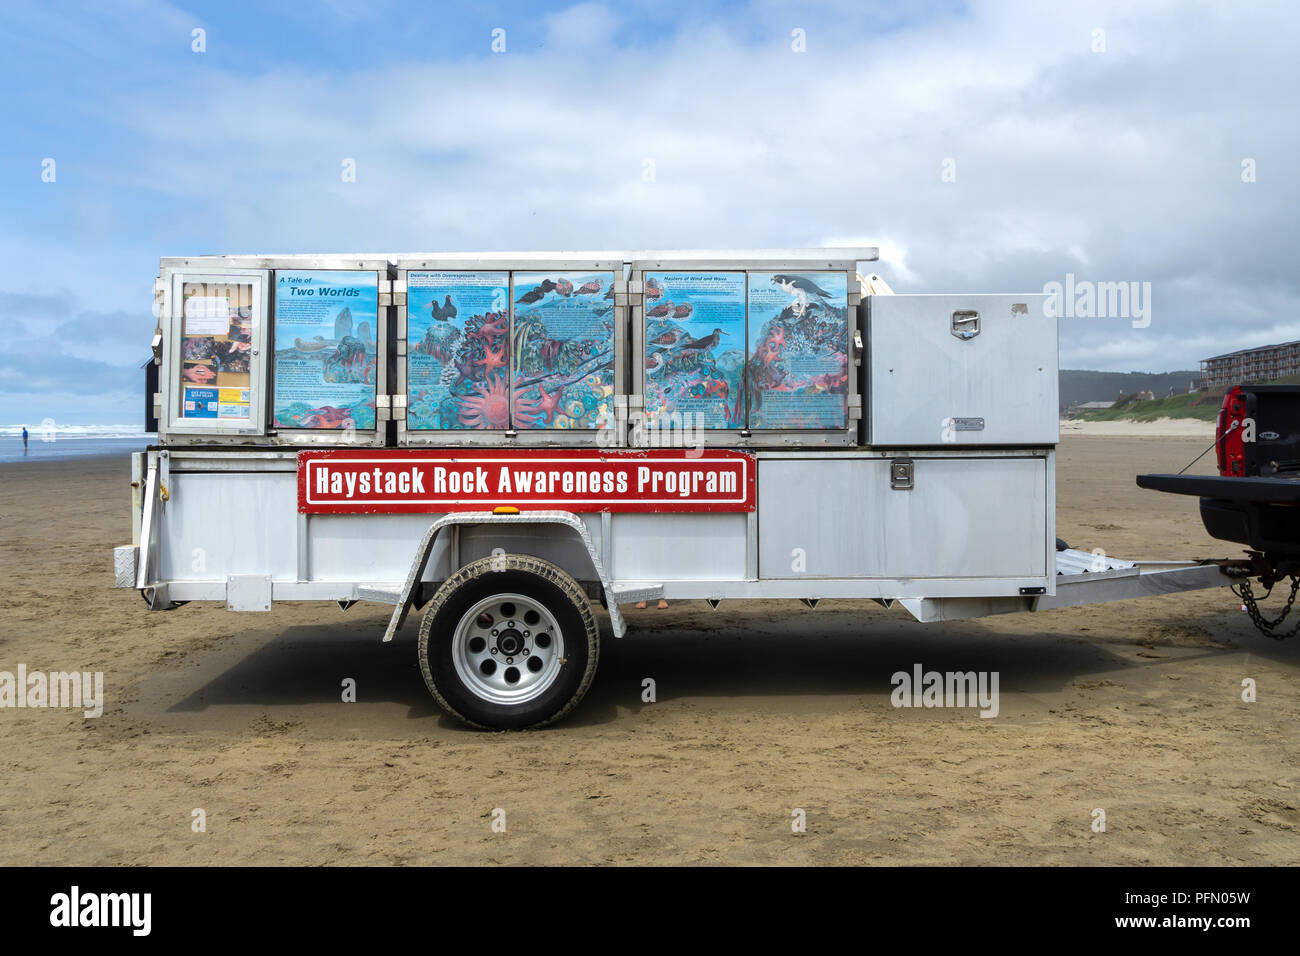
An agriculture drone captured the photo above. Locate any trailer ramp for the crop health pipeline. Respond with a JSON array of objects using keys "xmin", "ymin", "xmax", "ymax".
[{"xmin": 900, "ymin": 549, "xmax": 1230, "ymax": 623}]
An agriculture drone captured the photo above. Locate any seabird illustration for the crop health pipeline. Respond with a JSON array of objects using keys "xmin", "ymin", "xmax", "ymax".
[
  {"xmin": 771, "ymin": 274, "xmax": 834, "ymax": 299},
  {"xmin": 675, "ymin": 328, "xmax": 728, "ymax": 354},
  {"xmin": 441, "ymin": 295, "xmax": 457, "ymax": 320},
  {"xmin": 516, "ymin": 279, "xmax": 558, "ymax": 304}
]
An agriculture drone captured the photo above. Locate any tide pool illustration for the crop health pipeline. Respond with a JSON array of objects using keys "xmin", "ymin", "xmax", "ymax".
[
  {"xmin": 745, "ymin": 272, "xmax": 850, "ymax": 429},
  {"xmin": 511, "ymin": 271, "xmax": 616, "ymax": 429},
  {"xmin": 406, "ymin": 271, "xmax": 510, "ymax": 430},
  {"xmin": 643, "ymin": 272, "xmax": 746, "ymax": 429},
  {"xmin": 273, "ymin": 271, "xmax": 378, "ymax": 430}
]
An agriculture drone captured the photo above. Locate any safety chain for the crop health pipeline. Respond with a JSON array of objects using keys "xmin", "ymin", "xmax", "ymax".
[{"xmin": 1232, "ymin": 575, "xmax": 1300, "ymax": 640}]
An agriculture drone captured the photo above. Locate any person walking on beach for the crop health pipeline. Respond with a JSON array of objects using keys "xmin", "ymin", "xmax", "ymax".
[{"xmin": 21, "ymin": 426, "xmax": 28, "ymax": 451}]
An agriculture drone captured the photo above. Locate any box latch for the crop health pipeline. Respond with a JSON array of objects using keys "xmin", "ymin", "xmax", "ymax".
[
  {"xmin": 951, "ymin": 309, "xmax": 980, "ymax": 340},
  {"xmin": 890, "ymin": 457, "xmax": 914, "ymax": 490}
]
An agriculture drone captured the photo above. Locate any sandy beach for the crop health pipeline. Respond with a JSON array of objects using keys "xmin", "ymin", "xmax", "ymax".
[
  {"xmin": 1059, "ymin": 417, "xmax": 1216, "ymax": 438},
  {"xmin": 0, "ymin": 436, "xmax": 1296, "ymax": 865}
]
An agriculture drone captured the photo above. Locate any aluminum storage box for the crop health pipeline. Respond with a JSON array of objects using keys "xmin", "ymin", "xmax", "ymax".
[{"xmin": 866, "ymin": 293, "xmax": 1058, "ymax": 446}]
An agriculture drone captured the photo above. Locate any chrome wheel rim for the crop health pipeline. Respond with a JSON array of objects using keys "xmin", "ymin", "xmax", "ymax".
[{"xmin": 451, "ymin": 593, "xmax": 564, "ymax": 705}]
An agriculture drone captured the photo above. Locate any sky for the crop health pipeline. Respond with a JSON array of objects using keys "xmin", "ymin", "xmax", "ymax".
[{"xmin": 0, "ymin": 0, "xmax": 1296, "ymax": 425}]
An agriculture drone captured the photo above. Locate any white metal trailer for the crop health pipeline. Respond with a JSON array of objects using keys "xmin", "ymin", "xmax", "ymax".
[{"xmin": 115, "ymin": 249, "xmax": 1233, "ymax": 728}]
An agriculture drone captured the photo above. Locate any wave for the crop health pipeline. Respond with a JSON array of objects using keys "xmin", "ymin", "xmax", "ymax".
[{"xmin": 0, "ymin": 424, "xmax": 155, "ymax": 440}]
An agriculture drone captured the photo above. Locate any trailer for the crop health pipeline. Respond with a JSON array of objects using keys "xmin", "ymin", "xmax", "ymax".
[{"xmin": 114, "ymin": 249, "xmax": 1239, "ymax": 728}]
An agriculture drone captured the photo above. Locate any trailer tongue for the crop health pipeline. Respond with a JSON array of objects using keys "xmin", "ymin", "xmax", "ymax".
[{"xmin": 113, "ymin": 249, "xmax": 1267, "ymax": 729}]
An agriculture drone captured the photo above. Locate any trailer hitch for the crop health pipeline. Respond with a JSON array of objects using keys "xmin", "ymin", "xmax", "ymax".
[{"xmin": 1221, "ymin": 551, "xmax": 1300, "ymax": 640}]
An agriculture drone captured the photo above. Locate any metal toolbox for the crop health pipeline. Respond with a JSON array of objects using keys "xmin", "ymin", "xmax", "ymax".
[{"xmin": 866, "ymin": 293, "xmax": 1058, "ymax": 446}]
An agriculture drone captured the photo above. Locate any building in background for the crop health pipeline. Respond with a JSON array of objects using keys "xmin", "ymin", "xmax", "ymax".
[{"xmin": 1201, "ymin": 340, "xmax": 1300, "ymax": 391}]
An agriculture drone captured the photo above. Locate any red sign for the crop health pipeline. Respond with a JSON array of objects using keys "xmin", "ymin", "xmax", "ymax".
[{"xmin": 297, "ymin": 448, "xmax": 756, "ymax": 514}]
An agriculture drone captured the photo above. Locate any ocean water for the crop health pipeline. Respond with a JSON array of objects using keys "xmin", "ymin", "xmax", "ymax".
[{"xmin": 0, "ymin": 427, "xmax": 153, "ymax": 464}]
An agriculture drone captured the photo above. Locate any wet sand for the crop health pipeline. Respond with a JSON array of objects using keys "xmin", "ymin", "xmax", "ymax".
[{"xmin": 0, "ymin": 437, "xmax": 1296, "ymax": 865}]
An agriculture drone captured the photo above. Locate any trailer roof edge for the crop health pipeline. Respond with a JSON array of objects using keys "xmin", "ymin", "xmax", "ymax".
[{"xmin": 159, "ymin": 247, "xmax": 879, "ymax": 267}]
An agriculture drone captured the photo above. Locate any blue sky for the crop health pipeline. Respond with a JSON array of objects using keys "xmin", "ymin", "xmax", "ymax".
[{"xmin": 0, "ymin": 0, "xmax": 1297, "ymax": 424}]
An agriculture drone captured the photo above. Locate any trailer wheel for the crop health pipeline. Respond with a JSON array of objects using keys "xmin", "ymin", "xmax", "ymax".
[{"xmin": 417, "ymin": 554, "xmax": 599, "ymax": 730}]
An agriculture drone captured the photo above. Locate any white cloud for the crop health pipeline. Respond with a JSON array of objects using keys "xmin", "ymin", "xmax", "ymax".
[{"xmin": 1, "ymin": 0, "xmax": 1297, "ymax": 424}]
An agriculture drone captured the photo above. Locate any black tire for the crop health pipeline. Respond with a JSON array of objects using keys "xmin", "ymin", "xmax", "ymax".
[{"xmin": 417, "ymin": 554, "xmax": 599, "ymax": 729}]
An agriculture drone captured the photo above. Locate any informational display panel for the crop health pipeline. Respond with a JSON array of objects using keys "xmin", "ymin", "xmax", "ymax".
[
  {"xmin": 178, "ymin": 280, "xmax": 256, "ymax": 422},
  {"xmin": 642, "ymin": 272, "xmax": 746, "ymax": 429},
  {"xmin": 745, "ymin": 272, "xmax": 850, "ymax": 429},
  {"xmin": 406, "ymin": 271, "xmax": 510, "ymax": 430},
  {"xmin": 511, "ymin": 271, "xmax": 617, "ymax": 430},
  {"xmin": 272, "ymin": 270, "xmax": 379, "ymax": 430}
]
